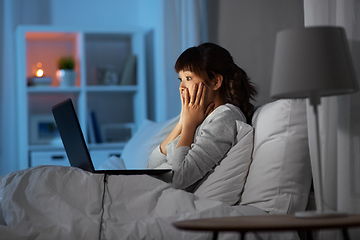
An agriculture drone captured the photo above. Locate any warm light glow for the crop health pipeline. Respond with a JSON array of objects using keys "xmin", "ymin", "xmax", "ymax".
[
  {"xmin": 36, "ymin": 69, "xmax": 44, "ymax": 77},
  {"xmin": 36, "ymin": 62, "xmax": 42, "ymax": 68}
]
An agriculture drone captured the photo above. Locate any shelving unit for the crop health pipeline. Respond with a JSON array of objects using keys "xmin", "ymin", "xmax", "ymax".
[{"xmin": 16, "ymin": 26, "xmax": 148, "ymax": 170}]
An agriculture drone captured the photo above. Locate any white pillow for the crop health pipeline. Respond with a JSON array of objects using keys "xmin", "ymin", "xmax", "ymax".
[
  {"xmin": 194, "ymin": 120, "xmax": 253, "ymax": 205},
  {"xmin": 240, "ymin": 99, "xmax": 312, "ymax": 214},
  {"xmin": 122, "ymin": 116, "xmax": 179, "ymax": 169},
  {"xmin": 100, "ymin": 116, "xmax": 179, "ymax": 170},
  {"xmin": 98, "ymin": 155, "xmax": 126, "ymax": 170}
]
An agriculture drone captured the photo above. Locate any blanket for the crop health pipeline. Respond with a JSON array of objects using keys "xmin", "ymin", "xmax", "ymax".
[{"xmin": 0, "ymin": 166, "xmax": 298, "ymax": 240}]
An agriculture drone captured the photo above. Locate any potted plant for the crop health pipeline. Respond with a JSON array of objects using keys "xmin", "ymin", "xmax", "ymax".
[{"xmin": 56, "ymin": 56, "xmax": 76, "ymax": 87}]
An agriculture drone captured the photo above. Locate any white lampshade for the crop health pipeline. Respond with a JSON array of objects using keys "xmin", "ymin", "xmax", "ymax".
[{"xmin": 271, "ymin": 26, "xmax": 358, "ymax": 99}]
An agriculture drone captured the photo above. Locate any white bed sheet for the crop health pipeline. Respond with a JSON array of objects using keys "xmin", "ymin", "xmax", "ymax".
[{"xmin": 0, "ymin": 166, "xmax": 299, "ymax": 240}]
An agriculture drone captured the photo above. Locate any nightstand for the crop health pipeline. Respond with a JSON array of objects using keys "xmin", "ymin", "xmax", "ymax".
[{"xmin": 173, "ymin": 214, "xmax": 360, "ymax": 240}]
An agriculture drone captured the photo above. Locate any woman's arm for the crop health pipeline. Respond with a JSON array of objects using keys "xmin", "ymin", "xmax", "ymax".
[
  {"xmin": 159, "ymin": 122, "xmax": 182, "ymax": 154},
  {"xmin": 147, "ymin": 145, "xmax": 167, "ymax": 169},
  {"xmin": 160, "ymin": 83, "xmax": 212, "ymax": 154},
  {"xmin": 170, "ymin": 109, "xmax": 239, "ymax": 190},
  {"xmin": 159, "ymin": 83, "xmax": 186, "ymax": 155}
]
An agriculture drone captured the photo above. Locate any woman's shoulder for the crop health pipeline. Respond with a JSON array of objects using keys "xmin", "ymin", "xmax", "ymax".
[
  {"xmin": 198, "ymin": 103, "xmax": 244, "ymax": 138},
  {"xmin": 209, "ymin": 103, "xmax": 246, "ymax": 123}
]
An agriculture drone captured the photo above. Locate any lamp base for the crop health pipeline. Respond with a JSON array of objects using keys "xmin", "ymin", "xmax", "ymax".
[{"xmin": 295, "ymin": 211, "xmax": 347, "ymax": 219}]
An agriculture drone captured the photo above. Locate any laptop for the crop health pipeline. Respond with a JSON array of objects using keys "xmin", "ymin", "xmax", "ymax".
[{"xmin": 52, "ymin": 98, "xmax": 172, "ymax": 175}]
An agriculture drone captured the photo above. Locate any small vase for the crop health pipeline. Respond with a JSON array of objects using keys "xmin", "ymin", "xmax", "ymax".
[{"xmin": 57, "ymin": 69, "xmax": 76, "ymax": 87}]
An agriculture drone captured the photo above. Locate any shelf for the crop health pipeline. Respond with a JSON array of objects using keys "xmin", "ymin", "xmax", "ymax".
[
  {"xmin": 27, "ymin": 86, "xmax": 81, "ymax": 94},
  {"xmin": 29, "ymin": 142, "xmax": 126, "ymax": 152},
  {"xmin": 85, "ymin": 85, "xmax": 137, "ymax": 92},
  {"xmin": 29, "ymin": 144, "xmax": 65, "ymax": 152},
  {"xmin": 16, "ymin": 26, "xmax": 147, "ymax": 170},
  {"xmin": 27, "ymin": 85, "xmax": 137, "ymax": 93},
  {"xmin": 25, "ymin": 31, "xmax": 79, "ymax": 87},
  {"xmin": 88, "ymin": 142, "xmax": 126, "ymax": 150}
]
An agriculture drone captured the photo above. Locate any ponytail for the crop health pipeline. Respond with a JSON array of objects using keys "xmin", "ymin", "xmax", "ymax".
[{"xmin": 221, "ymin": 63, "xmax": 257, "ymax": 124}]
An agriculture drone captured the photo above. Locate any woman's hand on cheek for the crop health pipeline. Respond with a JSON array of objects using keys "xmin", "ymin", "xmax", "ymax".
[{"xmin": 181, "ymin": 83, "xmax": 214, "ymax": 130}]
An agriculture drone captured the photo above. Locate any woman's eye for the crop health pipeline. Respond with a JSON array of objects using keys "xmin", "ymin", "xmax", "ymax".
[
  {"xmin": 178, "ymin": 78, "xmax": 182, "ymax": 82},
  {"xmin": 186, "ymin": 76, "xmax": 191, "ymax": 81}
]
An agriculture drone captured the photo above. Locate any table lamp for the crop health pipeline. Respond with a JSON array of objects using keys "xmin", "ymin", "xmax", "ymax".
[{"xmin": 270, "ymin": 26, "xmax": 358, "ymax": 218}]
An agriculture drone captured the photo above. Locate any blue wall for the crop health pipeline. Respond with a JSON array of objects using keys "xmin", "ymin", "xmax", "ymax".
[
  {"xmin": 0, "ymin": 0, "xmax": 304, "ymax": 177},
  {"xmin": 0, "ymin": 0, "xmax": 173, "ymax": 176}
]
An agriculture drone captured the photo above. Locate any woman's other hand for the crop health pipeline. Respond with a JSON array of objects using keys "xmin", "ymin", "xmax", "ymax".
[
  {"xmin": 178, "ymin": 83, "xmax": 214, "ymax": 148},
  {"xmin": 182, "ymin": 82, "xmax": 214, "ymax": 129}
]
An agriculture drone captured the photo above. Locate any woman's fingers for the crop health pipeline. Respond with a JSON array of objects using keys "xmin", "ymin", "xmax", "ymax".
[
  {"xmin": 189, "ymin": 84, "xmax": 197, "ymax": 104},
  {"xmin": 184, "ymin": 82, "xmax": 206, "ymax": 108},
  {"xmin": 189, "ymin": 82, "xmax": 205, "ymax": 106},
  {"xmin": 194, "ymin": 83, "xmax": 204, "ymax": 105},
  {"xmin": 184, "ymin": 87, "xmax": 190, "ymax": 105},
  {"xmin": 181, "ymin": 88, "xmax": 185, "ymax": 104},
  {"xmin": 198, "ymin": 83, "xmax": 206, "ymax": 106}
]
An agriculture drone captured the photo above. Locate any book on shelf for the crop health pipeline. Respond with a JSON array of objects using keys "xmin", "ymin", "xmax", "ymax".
[
  {"xmin": 88, "ymin": 110, "xmax": 102, "ymax": 143},
  {"xmin": 87, "ymin": 111, "xmax": 96, "ymax": 144},
  {"xmin": 120, "ymin": 54, "xmax": 136, "ymax": 85}
]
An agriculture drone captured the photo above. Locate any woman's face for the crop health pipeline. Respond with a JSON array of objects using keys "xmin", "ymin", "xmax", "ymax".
[{"xmin": 178, "ymin": 70, "xmax": 213, "ymax": 105}]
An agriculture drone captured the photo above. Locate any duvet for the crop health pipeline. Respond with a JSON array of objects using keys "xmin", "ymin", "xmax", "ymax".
[{"xmin": 0, "ymin": 166, "xmax": 298, "ymax": 240}]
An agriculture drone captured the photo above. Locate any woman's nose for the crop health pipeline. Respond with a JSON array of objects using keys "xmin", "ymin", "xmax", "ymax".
[{"xmin": 179, "ymin": 82, "xmax": 185, "ymax": 91}]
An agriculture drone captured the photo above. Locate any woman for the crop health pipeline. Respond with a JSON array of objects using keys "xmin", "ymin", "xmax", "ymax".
[{"xmin": 148, "ymin": 43, "xmax": 257, "ymax": 191}]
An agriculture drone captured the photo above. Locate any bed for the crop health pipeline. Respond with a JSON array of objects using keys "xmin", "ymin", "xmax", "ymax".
[{"xmin": 0, "ymin": 99, "xmax": 312, "ymax": 240}]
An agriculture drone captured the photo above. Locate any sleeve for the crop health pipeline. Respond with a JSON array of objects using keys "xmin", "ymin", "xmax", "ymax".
[
  {"xmin": 168, "ymin": 111, "xmax": 238, "ymax": 189},
  {"xmin": 147, "ymin": 145, "xmax": 167, "ymax": 169}
]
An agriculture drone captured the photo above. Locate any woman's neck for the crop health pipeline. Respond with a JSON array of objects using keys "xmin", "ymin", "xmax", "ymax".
[{"xmin": 207, "ymin": 96, "xmax": 227, "ymax": 116}]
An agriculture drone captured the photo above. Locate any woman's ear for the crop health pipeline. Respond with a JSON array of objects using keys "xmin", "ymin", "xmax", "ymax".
[{"xmin": 213, "ymin": 74, "xmax": 223, "ymax": 91}]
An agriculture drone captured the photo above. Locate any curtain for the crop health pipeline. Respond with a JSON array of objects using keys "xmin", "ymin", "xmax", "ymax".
[
  {"xmin": 1, "ymin": 0, "xmax": 20, "ymax": 176},
  {"xmin": 161, "ymin": 0, "xmax": 207, "ymax": 120},
  {"xmin": 304, "ymin": 0, "xmax": 360, "ymax": 239}
]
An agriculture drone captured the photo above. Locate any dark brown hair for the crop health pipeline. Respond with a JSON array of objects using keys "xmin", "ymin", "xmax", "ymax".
[{"xmin": 175, "ymin": 42, "xmax": 257, "ymax": 123}]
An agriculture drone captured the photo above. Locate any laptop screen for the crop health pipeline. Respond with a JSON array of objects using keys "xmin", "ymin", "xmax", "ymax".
[{"xmin": 52, "ymin": 98, "xmax": 95, "ymax": 172}]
